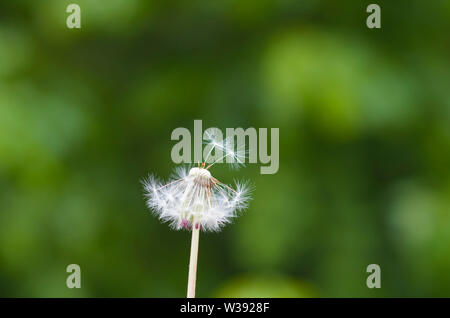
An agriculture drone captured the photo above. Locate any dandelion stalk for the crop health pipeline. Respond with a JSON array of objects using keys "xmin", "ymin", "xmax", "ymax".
[
  {"xmin": 143, "ymin": 133, "xmax": 252, "ymax": 297},
  {"xmin": 187, "ymin": 224, "xmax": 200, "ymax": 298}
]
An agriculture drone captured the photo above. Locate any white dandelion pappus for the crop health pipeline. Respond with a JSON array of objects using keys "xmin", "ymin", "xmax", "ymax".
[
  {"xmin": 144, "ymin": 166, "xmax": 250, "ymax": 231},
  {"xmin": 143, "ymin": 134, "xmax": 251, "ymax": 232}
]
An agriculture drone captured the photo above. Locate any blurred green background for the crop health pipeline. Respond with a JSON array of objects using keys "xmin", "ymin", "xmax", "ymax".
[{"xmin": 0, "ymin": 0, "xmax": 449, "ymax": 297}]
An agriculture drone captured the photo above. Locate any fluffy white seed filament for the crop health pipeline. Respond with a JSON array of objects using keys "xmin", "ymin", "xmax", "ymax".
[{"xmin": 144, "ymin": 167, "xmax": 250, "ymax": 232}]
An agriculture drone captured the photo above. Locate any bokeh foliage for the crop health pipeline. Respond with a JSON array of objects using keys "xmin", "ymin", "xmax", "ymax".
[{"xmin": 0, "ymin": 0, "xmax": 449, "ymax": 297}]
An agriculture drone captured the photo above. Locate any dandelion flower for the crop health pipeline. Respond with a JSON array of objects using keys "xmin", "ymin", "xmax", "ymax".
[
  {"xmin": 143, "ymin": 135, "xmax": 252, "ymax": 297},
  {"xmin": 143, "ymin": 166, "xmax": 250, "ymax": 232}
]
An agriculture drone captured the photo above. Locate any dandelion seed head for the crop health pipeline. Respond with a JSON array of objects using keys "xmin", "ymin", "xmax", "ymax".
[{"xmin": 143, "ymin": 166, "xmax": 252, "ymax": 232}]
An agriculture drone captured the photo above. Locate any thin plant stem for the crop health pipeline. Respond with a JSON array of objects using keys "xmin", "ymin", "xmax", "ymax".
[{"xmin": 187, "ymin": 224, "xmax": 200, "ymax": 298}]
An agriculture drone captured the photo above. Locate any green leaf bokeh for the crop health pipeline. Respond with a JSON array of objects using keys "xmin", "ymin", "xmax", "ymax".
[{"xmin": 0, "ymin": 0, "xmax": 449, "ymax": 297}]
